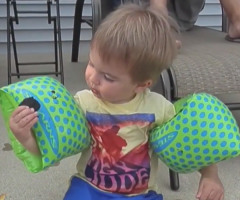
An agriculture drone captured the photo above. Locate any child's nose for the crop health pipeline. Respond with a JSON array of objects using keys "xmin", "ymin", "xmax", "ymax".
[{"xmin": 90, "ymin": 72, "xmax": 100, "ymax": 86}]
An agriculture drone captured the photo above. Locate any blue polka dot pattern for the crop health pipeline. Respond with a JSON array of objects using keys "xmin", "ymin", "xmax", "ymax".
[
  {"xmin": 0, "ymin": 76, "xmax": 91, "ymax": 173},
  {"xmin": 150, "ymin": 93, "xmax": 240, "ymax": 173}
]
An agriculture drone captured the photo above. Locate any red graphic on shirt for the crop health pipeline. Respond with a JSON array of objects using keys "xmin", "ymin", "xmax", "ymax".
[
  {"xmin": 90, "ymin": 124, "xmax": 127, "ymax": 163},
  {"xmin": 85, "ymin": 112, "xmax": 155, "ymax": 194}
]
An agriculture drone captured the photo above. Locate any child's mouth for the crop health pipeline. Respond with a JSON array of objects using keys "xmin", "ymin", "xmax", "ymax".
[{"xmin": 91, "ymin": 88, "xmax": 100, "ymax": 98}]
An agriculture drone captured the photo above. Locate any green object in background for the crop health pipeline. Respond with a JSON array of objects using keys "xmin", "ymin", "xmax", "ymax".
[
  {"xmin": 150, "ymin": 93, "xmax": 240, "ymax": 173},
  {"xmin": 0, "ymin": 76, "xmax": 91, "ymax": 173}
]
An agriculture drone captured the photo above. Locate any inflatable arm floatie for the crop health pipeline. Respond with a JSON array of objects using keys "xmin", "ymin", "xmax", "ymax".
[
  {"xmin": 150, "ymin": 93, "xmax": 240, "ymax": 173},
  {"xmin": 0, "ymin": 76, "xmax": 91, "ymax": 173}
]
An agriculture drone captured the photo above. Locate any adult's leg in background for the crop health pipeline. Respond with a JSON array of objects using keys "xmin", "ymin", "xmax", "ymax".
[
  {"xmin": 220, "ymin": 0, "xmax": 240, "ymax": 41},
  {"xmin": 167, "ymin": 0, "xmax": 205, "ymax": 31}
]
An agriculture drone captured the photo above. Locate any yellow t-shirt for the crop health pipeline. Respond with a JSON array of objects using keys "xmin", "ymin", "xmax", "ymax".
[{"xmin": 74, "ymin": 89, "xmax": 175, "ymax": 195}]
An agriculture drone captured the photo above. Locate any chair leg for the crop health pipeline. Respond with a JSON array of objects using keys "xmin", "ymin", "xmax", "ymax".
[
  {"xmin": 10, "ymin": 17, "xmax": 20, "ymax": 78},
  {"xmin": 159, "ymin": 71, "xmax": 181, "ymax": 191},
  {"xmin": 71, "ymin": 0, "xmax": 85, "ymax": 62},
  {"xmin": 53, "ymin": 17, "xmax": 59, "ymax": 77},
  {"xmin": 6, "ymin": 0, "xmax": 64, "ymax": 84},
  {"xmin": 48, "ymin": 0, "xmax": 59, "ymax": 77},
  {"xmin": 169, "ymin": 169, "xmax": 180, "ymax": 191},
  {"xmin": 55, "ymin": 0, "xmax": 64, "ymax": 84},
  {"xmin": 7, "ymin": 0, "xmax": 12, "ymax": 84}
]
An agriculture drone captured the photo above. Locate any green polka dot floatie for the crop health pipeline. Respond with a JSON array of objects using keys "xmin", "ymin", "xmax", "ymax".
[
  {"xmin": 0, "ymin": 76, "xmax": 91, "ymax": 173},
  {"xmin": 150, "ymin": 93, "xmax": 240, "ymax": 173}
]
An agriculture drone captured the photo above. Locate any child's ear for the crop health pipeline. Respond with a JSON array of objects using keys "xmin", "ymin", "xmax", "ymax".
[{"xmin": 135, "ymin": 79, "xmax": 153, "ymax": 93}]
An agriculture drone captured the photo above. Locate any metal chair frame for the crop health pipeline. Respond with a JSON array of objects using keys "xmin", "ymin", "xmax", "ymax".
[
  {"xmin": 164, "ymin": 6, "xmax": 240, "ymax": 109},
  {"xmin": 72, "ymin": 0, "xmax": 113, "ymax": 62},
  {"xmin": 6, "ymin": 0, "xmax": 64, "ymax": 84},
  {"xmin": 71, "ymin": 0, "xmax": 93, "ymax": 62}
]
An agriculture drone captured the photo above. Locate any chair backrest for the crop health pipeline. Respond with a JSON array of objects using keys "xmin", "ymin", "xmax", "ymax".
[
  {"xmin": 92, "ymin": 0, "xmax": 148, "ymax": 33},
  {"xmin": 92, "ymin": 0, "xmax": 113, "ymax": 33}
]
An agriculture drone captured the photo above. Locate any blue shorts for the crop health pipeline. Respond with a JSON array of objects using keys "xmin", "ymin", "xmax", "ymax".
[{"xmin": 63, "ymin": 177, "xmax": 163, "ymax": 200}]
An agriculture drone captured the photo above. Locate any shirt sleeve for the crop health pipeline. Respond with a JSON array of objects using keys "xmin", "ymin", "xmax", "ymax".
[
  {"xmin": 163, "ymin": 99, "xmax": 176, "ymax": 124},
  {"xmin": 147, "ymin": 91, "xmax": 176, "ymax": 128},
  {"xmin": 74, "ymin": 90, "xmax": 90, "ymax": 114}
]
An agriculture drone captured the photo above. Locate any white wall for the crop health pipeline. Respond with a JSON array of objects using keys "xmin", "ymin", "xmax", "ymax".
[
  {"xmin": 0, "ymin": 0, "xmax": 222, "ymax": 55},
  {"xmin": 196, "ymin": 0, "xmax": 222, "ymax": 30},
  {"xmin": 0, "ymin": 0, "xmax": 92, "ymax": 54}
]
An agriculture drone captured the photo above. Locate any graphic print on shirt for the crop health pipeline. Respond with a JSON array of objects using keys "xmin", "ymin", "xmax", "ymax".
[{"xmin": 85, "ymin": 112, "xmax": 155, "ymax": 194}]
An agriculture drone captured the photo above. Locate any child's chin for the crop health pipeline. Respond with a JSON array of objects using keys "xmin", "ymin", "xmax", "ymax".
[{"xmin": 92, "ymin": 91, "xmax": 101, "ymax": 100}]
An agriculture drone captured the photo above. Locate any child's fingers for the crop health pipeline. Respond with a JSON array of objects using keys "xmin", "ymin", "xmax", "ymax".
[
  {"xmin": 212, "ymin": 191, "xmax": 224, "ymax": 200},
  {"xmin": 196, "ymin": 183, "xmax": 203, "ymax": 199},
  {"xmin": 208, "ymin": 190, "xmax": 220, "ymax": 200},
  {"xmin": 26, "ymin": 115, "xmax": 38, "ymax": 130},
  {"xmin": 12, "ymin": 107, "xmax": 35, "ymax": 123},
  {"xmin": 11, "ymin": 106, "xmax": 28, "ymax": 118},
  {"xmin": 18, "ymin": 112, "xmax": 38, "ymax": 128},
  {"xmin": 196, "ymin": 185, "xmax": 210, "ymax": 200}
]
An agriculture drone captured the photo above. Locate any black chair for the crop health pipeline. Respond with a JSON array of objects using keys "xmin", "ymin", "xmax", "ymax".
[
  {"xmin": 71, "ymin": 0, "xmax": 114, "ymax": 62},
  {"xmin": 157, "ymin": 9, "xmax": 240, "ymax": 113},
  {"xmin": 71, "ymin": 0, "xmax": 93, "ymax": 62},
  {"xmin": 6, "ymin": 0, "xmax": 64, "ymax": 84}
]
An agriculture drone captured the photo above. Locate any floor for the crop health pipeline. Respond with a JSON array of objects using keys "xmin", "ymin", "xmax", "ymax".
[{"xmin": 0, "ymin": 50, "xmax": 239, "ymax": 200}]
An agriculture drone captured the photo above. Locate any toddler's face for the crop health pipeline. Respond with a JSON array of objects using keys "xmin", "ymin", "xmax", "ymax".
[{"xmin": 85, "ymin": 48, "xmax": 140, "ymax": 104}]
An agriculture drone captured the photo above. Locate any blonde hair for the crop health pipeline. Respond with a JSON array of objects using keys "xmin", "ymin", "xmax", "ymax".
[{"xmin": 91, "ymin": 3, "xmax": 178, "ymax": 83}]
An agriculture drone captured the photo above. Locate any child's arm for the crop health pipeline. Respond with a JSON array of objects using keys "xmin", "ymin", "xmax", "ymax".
[
  {"xmin": 196, "ymin": 164, "xmax": 224, "ymax": 200},
  {"xmin": 9, "ymin": 106, "xmax": 40, "ymax": 155}
]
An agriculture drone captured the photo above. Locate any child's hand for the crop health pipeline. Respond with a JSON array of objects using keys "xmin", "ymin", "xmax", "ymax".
[
  {"xmin": 9, "ymin": 106, "xmax": 39, "ymax": 154},
  {"xmin": 196, "ymin": 164, "xmax": 224, "ymax": 200}
]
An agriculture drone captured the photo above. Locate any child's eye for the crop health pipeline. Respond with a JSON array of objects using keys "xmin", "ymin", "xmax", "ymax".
[{"xmin": 104, "ymin": 74, "xmax": 114, "ymax": 82}]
